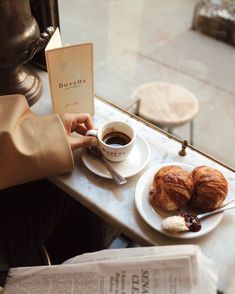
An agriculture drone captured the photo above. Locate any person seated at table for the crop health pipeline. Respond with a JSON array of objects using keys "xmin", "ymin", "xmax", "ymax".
[{"xmin": 0, "ymin": 94, "xmax": 103, "ymax": 291}]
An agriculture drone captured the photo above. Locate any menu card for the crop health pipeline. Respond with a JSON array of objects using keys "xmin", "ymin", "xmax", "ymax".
[{"xmin": 45, "ymin": 28, "xmax": 94, "ymax": 115}]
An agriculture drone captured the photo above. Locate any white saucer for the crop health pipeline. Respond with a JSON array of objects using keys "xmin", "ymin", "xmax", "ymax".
[{"xmin": 82, "ymin": 135, "xmax": 150, "ymax": 179}]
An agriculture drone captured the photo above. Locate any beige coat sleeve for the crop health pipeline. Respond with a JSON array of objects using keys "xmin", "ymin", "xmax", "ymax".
[{"xmin": 0, "ymin": 94, "xmax": 74, "ymax": 189}]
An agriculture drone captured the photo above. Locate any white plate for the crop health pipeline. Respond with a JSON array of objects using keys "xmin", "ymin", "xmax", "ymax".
[
  {"xmin": 135, "ymin": 162, "xmax": 224, "ymax": 239},
  {"xmin": 82, "ymin": 135, "xmax": 150, "ymax": 179}
]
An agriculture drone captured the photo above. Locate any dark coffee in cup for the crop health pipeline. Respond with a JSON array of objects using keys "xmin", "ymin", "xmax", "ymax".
[{"xmin": 102, "ymin": 131, "xmax": 131, "ymax": 147}]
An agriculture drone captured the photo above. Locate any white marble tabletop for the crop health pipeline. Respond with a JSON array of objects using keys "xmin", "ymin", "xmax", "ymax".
[{"xmin": 33, "ymin": 68, "xmax": 235, "ymax": 292}]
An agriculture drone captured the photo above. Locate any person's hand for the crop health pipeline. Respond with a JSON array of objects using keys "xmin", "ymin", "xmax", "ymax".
[{"xmin": 60, "ymin": 113, "xmax": 98, "ymax": 150}]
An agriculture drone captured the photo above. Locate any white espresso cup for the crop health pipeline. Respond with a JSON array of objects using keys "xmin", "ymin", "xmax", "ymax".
[{"xmin": 86, "ymin": 120, "xmax": 136, "ymax": 162}]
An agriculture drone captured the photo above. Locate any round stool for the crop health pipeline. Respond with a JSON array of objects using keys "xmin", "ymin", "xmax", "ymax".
[{"xmin": 129, "ymin": 82, "xmax": 199, "ymax": 144}]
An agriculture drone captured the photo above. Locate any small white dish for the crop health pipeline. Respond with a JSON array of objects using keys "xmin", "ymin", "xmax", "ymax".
[
  {"xmin": 82, "ymin": 134, "xmax": 150, "ymax": 179},
  {"xmin": 135, "ymin": 162, "xmax": 224, "ymax": 239}
]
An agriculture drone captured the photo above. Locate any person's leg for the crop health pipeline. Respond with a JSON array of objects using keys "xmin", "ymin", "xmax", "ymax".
[
  {"xmin": 45, "ymin": 199, "xmax": 105, "ymax": 264},
  {"xmin": 0, "ymin": 179, "xmax": 104, "ymax": 268},
  {"xmin": 0, "ymin": 179, "xmax": 74, "ymax": 267}
]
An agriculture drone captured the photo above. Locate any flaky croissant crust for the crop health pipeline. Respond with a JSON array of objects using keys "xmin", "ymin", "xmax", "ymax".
[
  {"xmin": 149, "ymin": 165, "xmax": 193, "ymax": 211},
  {"xmin": 191, "ymin": 166, "xmax": 228, "ymax": 211}
]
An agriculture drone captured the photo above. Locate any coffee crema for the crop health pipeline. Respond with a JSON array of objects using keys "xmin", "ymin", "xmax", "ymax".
[{"xmin": 102, "ymin": 131, "xmax": 131, "ymax": 147}]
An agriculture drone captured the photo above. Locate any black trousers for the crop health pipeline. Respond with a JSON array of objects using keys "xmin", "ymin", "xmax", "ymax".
[{"xmin": 0, "ymin": 179, "xmax": 104, "ymax": 278}]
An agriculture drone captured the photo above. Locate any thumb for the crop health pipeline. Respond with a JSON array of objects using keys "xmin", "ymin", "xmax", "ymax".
[{"xmin": 69, "ymin": 135, "xmax": 98, "ymax": 150}]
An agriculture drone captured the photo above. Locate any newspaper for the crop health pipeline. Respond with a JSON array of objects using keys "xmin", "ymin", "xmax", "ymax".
[{"xmin": 3, "ymin": 245, "xmax": 217, "ymax": 294}]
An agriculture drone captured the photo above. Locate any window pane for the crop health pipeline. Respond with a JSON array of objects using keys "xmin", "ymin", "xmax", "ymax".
[{"xmin": 58, "ymin": 0, "xmax": 235, "ymax": 168}]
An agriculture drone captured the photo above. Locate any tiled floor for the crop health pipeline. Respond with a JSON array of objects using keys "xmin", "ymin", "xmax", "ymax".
[{"xmin": 58, "ymin": 0, "xmax": 235, "ymax": 168}]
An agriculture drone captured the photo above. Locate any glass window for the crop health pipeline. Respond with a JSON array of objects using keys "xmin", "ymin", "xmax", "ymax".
[{"xmin": 55, "ymin": 0, "xmax": 235, "ymax": 168}]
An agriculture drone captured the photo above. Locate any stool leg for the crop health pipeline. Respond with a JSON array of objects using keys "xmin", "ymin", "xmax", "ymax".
[
  {"xmin": 167, "ymin": 127, "xmax": 173, "ymax": 135},
  {"xmin": 190, "ymin": 121, "xmax": 194, "ymax": 145},
  {"xmin": 136, "ymin": 99, "xmax": 141, "ymax": 115}
]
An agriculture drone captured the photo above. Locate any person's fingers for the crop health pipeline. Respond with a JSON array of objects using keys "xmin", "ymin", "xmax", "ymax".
[
  {"xmin": 73, "ymin": 113, "xmax": 95, "ymax": 131},
  {"xmin": 68, "ymin": 135, "xmax": 98, "ymax": 150},
  {"xmin": 74, "ymin": 124, "xmax": 88, "ymax": 135},
  {"xmin": 60, "ymin": 113, "xmax": 95, "ymax": 133}
]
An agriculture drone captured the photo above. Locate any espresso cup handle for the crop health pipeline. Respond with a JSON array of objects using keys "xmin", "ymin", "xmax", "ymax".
[{"xmin": 86, "ymin": 129, "xmax": 98, "ymax": 137}]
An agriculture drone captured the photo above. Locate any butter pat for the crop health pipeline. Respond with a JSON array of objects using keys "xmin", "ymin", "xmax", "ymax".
[{"xmin": 162, "ymin": 216, "xmax": 189, "ymax": 233}]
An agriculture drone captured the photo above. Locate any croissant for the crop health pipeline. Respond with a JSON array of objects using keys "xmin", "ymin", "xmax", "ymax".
[
  {"xmin": 191, "ymin": 166, "xmax": 228, "ymax": 211},
  {"xmin": 149, "ymin": 165, "xmax": 193, "ymax": 211}
]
